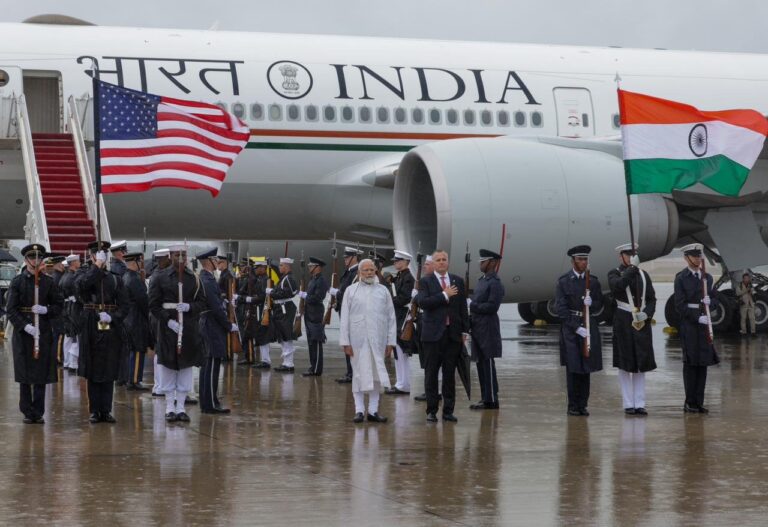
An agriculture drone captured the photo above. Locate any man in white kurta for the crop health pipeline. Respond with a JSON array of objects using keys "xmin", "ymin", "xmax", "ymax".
[{"xmin": 340, "ymin": 259, "xmax": 397, "ymax": 423}]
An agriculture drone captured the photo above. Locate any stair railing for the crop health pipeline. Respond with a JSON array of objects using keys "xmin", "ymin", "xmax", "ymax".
[
  {"xmin": 0, "ymin": 95, "xmax": 17, "ymax": 139},
  {"xmin": 68, "ymin": 95, "xmax": 111, "ymax": 242},
  {"xmin": 15, "ymin": 94, "xmax": 50, "ymax": 248}
]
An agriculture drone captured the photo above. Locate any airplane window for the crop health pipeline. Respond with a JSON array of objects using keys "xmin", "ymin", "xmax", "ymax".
[
  {"xmin": 250, "ymin": 103, "xmax": 264, "ymax": 120},
  {"xmin": 429, "ymin": 109, "xmax": 442, "ymax": 125},
  {"xmin": 216, "ymin": 102, "xmax": 228, "ymax": 112},
  {"xmin": 612, "ymin": 114, "xmax": 620, "ymax": 129},
  {"xmin": 582, "ymin": 113, "xmax": 589, "ymax": 127},
  {"xmin": 394, "ymin": 107, "xmax": 407, "ymax": 124},
  {"xmin": 531, "ymin": 111, "xmax": 543, "ymax": 127},
  {"xmin": 323, "ymin": 105, "xmax": 336, "ymax": 122},
  {"xmin": 480, "ymin": 110, "xmax": 493, "ymax": 126},
  {"xmin": 231, "ymin": 103, "xmax": 245, "ymax": 119},
  {"xmin": 268, "ymin": 104, "xmax": 282, "ymax": 121},
  {"xmin": 0, "ymin": 69, "xmax": 8, "ymax": 87},
  {"xmin": 497, "ymin": 111, "xmax": 510, "ymax": 126},
  {"xmin": 514, "ymin": 111, "xmax": 526, "ymax": 127},
  {"xmin": 359, "ymin": 106, "xmax": 372, "ymax": 123},
  {"xmin": 305, "ymin": 105, "xmax": 318, "ymax": 121},
  {"xmin": 342, "ymin": 106, "xmax": 354, "ymax": 122},
  {"xmin": 287, "ymin": 104, "xmax": 300, "ymax": 121},
  {"xmin": 463, "ymin": 110, "xmax": 475, "ymax": 126},
  {"xmin": 377, "ymin": 107, "xmax": 389, "ymax": 123},
  {"xmin": 412, "ymin": 108, "xmax": 425, "ymax": 124},
  {"xmin": 446, "ymin": 109, "xmax": 458, "ymax": 125}
]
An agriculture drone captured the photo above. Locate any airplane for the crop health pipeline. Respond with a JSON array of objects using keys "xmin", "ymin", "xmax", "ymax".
[{"xmin": 2, "ymin": 14, "xmax": 768, "ymax": 330}]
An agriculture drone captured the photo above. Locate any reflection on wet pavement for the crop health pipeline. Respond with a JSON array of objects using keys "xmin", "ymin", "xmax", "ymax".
[{"xmin": 1, "ymin": 284, "xmax": 768, "ymax": 525}]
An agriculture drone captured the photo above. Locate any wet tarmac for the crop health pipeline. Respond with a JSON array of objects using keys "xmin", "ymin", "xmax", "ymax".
[{"xmin": 1, "ymin": 283, "xmax": 768, "ymax": 526}]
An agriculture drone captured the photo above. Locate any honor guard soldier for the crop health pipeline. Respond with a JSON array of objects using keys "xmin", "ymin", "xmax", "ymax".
[
  {"xmin": 270, "ymin": 257, "xmax": 300, "ymax": 372},
  {"xmin": 5, "ymin": 244, "xmax": 64, "ymax": 423},
  {"xmin": 608, "ymin": 243, "xmax": 657, "ymax": 415},
  {"xmin": 555, "ymin": 245, "xmax": 603, "ymax": 417},
  {"xmin": 385, "ymin": 250, "xmax": 415, "ymax": 395},
  {"xmin": 47, "ymin": 255, "xmax": 67, "ymax": 365},
  {"xmin": 60, "ymin": 254, "xmax": 83, "ymax": 372},
  {"xmin": 77, "ymin": 240, "xmax": 129, "ymax": 424},
  {"xmin": 468, "ymin": 249, "xmax": 505, "ymax": 410},
  {"xmin": 215, "ymin": 255, "xmax": 239, "ymax": 362},
  {"xmin": 122, "ymin": 252, "xmax": 152, "ymax": 391},
  {"xmin": 109, "ymin": 240, "xmax": 128, "ymax": 277},
  {"xmin": 149, "ymin": 248, "xmax": 171, "ymax": 397},
  {"xmin": 332, "ymin": 247, "xmax": 363, "ymax": 383},
  {"xmin": 301, "ymin": 257, "xmax": 329, "ymax": 376},
  {"xmin": 196, "ymin": 248, "xmax": 236, "ymax": 414},
  {"xmin": 674, "ymin": 243, "xmax": 719, "ymax": 414},
  {"xmin": 240, "ymin": 258, "xmax": 272, "ymax": 368},
  {"xmin": 148, "ymin": 244, "xmax": 206, "ymax": 423},
  {"xmin": 413, "ymin": 255, "xmax": 435, "ymax": 402}
]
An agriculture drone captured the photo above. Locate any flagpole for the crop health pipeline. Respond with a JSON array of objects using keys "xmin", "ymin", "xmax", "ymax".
[
  {"xmin": 616, "ymin": 73, "xmax": 638, "ymax": 257},
  {"xmin": 91, "ymin": 67, "xmax": 102, "ymax": 246}
]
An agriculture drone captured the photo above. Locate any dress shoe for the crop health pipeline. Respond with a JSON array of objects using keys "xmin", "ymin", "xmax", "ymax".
[
  {"xmin": 442, "ymin": 413, "xmax": 458, "ymax": 422},
  {"xmin": 336, "ymin": 375, "xmax": 352, "ymax": 384},
  {"xmin": 273, "ymin": 365, "xmax": 295, "ymax": 373},
  {"xmin": 634, "ymin": 407, "xmax": 648, "ymax": 416},
  {"xmin": 414, "ymin": 393, "xmax": 427, "ymax": 401},
  {"xmin": 301, "ymin": 370, "xmax": 318, "ymax": 377},
  {"xmin": 253, "ymin": 361, "xmax": 272, "ymax": 369},
  {"xmin": 214, "ymin": 405, "xmax": 231, "ymax": 414},
  {"xmin": 116, "ymin": 380, "xmax": 127, "ymax": 387},
  {"xmin": 353, "ymin": 412, "xmax": 365, "ymax": 423},
  {"xmin": 698, "ymin": 406, "xmax": 709, "ymax": 414},
  {"xmin": 238, "ymin": 359, "xmax": 253, "ymax": 365},
  {"xmin": 152, "ymin": 391, "xmax": 165, "ymax": 397},
  {"xmin": 426, "ymin": 413, "xmax": 438, "ymax": 423},
  {"xmin": 34, "ymin": 416, "xmax": 45, "ymax": 424},
  {"xmin": 579, "ymin": 408, "xmax": 590, "ymax": 416},
  {"xmin": 470, "ymin": 402, "xmax": 499, "ymax": 410},
  {"xmin": 683, "ymin": 403, "xmax": 698, "ymax": 413},
  {"xmin": 184, "ymin": 396, "xmax": 198, "ymax": 405},
  {"xmin": 101, "ymin": 413, "xmax": 116, "ymax": 423},
  {"xmin": 89, "ymin": 413, "xmax": 101, "ymax": 424},
  {"xmin": 165, "ymin": 412, "xmax": 177, "ymax": 422},
  {"xmin": 23, "ymin": 417, "xmax": 34, "ymax": 424},
  {"xmin": 624, "ymin": 408, "xmax": 636, "ymax": 415},
  {"xmin": 567, "ymin": 408, "xmax": 581, "ymax": 416},
  {"xmin": 127, "ymin": 383, "xmax": 150, "ymax": 392},
  {"xmin": 367, "ymin": 412, "xmax": 388, "ymax": 423},
  {"xmin": 202, "ymin": 407, "xmax": 231, "ymax": 415},
  {"xmin": 384, "ymin": 387, "xmax": 410, "ymax": 395},
  {"xmin": 176, "ymin": 412, "xmax": 191, "ymax": 422}
]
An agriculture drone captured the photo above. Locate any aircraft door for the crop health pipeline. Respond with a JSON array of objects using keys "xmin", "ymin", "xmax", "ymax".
[
  {"xmin": 553, "ymin": 87, "xmax": 595, "ymax": 138},
  {"xmin": 0, "ymin": 66, "xmax": 23, "ymax": 138},
  {"xmin": 22, "ymin": 71, "xmax": 62, "ymax": 133}
]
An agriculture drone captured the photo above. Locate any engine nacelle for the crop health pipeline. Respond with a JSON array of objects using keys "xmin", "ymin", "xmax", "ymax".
[{"xmin": 393, "ymin": 137, "xmax": 678, "ymax": 302}]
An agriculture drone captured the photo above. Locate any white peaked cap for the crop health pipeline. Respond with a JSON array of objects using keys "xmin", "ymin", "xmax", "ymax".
[
  {"xmin": 615, "ymin": 243, "xmax": 639, "ymax": 253},
  {"xmin": 681, "ymin": 243, "xmax": 703, "ymax": 254},
  {"xmin": 425, "ymin": 255, "xmax": 433, "ymax": 263},
  {"xmin": 168, "ymin": 244, "xmax": 187, "ymax": 253},
  {"xmin": 392, "ymin": 250, "xmax": 413, "ymax": 261},
  {"xmin": 280, "ymin": 257, "xmax": 294, "ymax": 264},
  {"xmin": 109, "ymin": 240, "xmax": 128, "ymax": 251},
  {"xmin": 65, "ymin": 254, "xmax": 80, "ymax": 263},
  {"xmin": 154, "ymin": 248, "xmax": 171, "ymax": 257}
]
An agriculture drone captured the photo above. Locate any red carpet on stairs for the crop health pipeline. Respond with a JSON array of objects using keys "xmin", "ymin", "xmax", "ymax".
[{"xmin": 32, "ymin": 133, "xmax": 96, "ymax": 256}]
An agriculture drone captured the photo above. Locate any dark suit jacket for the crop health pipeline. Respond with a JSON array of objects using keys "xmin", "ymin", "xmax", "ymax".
[{"xmin": 416, "ymin": 273, "xmax": 469, "ymax": 343}]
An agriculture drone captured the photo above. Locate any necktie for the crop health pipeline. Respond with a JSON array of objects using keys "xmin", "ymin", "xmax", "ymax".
[{"xmin": 440, "ymin": 275, "xmax": 450, "ymax": 325}]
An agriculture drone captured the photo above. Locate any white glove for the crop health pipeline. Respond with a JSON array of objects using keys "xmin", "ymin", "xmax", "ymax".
[
  {"xmin": 24, "ymin": 324, "xmax": 39, "ymax": 338},
  {"xmin": 245, "ymin": 296, "xmax": 253, "ymax": 304},
  {"xmin": 265, "ymin": 288, "xmax": 273, "ymax": 296},
  {"xmin": 31, "ymin": 304, "xmax": 47, "ymax": 315},
  {"xmin": 95, "ymin": 250, "xmax": 107, "ymax": 263},
  {"xmin": 232, "ymin": 294, "xmax": 239, "ymax": 303},
  {"xmin": 702, "ymin": 296, "xmax": 711, "ymax": 306},
  {"xmin": 698, "ymin": 315, "xmax": 710, "ymax": 325},
  {"xmin": 167, "ymin": 319, "xmax": 181, "ymax": 334},
  {"xmin": 176, "ymin": 302, "xmax": 190, "ymax": 313},
  {"xmin": 299, "ymin": 291, "xmax": 308, "ymax": 299},
  {"xmin": 329, "ymin": 287, "xmax": 339, "ymax": 297},
  {"xmin": 230, "ymin": 323, "xmax": 239, "ymax": 333},
  {"xmin": 576, "ymin": 326, "xmax": 589, "ymax": 338},
  {"xmin": 583, "ymin": 295, "xmax": 592, "ymax": 307},
  {"xmin": 635, "ymin": 312, "xmax": 648, "ymax": 322},
  {"xmin": 99, "ymin": 312, "xmax": 112, "ymax": 324},
  {"xmin": 630, "ymin": 254, "xmax": 640, "ymax": 267},
  {"xmin": 411, "ymin": 289, "xmax": 418, "ymax": 299},
  {"xmin": 466, "ymin": 298, "xmax": 472, "ymax": 308}
]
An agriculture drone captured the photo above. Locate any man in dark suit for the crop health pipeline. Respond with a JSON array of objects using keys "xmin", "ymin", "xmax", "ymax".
[{"xmin": 416, "ymin": 250, "xmax": 470, "ymax": 423}]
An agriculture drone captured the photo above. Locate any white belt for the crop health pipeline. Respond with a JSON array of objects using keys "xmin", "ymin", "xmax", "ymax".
[
  {"xmin": 687, "ymin": 303, "xmax": 700, "ymax": 309},
  {"xmin": 162, "ymin": 303, "xmax": 178, "ymax": 309},
  {"xmin": 616, "ymin": 300, "xmax": 635, "ymax": 313},
  {"xmin": 274, "ymin": 299, "xmax": 294, "ymax": 305},
  {"xmin": 65, "ymin": 296, "xmax": 76, "ymax": 303}
]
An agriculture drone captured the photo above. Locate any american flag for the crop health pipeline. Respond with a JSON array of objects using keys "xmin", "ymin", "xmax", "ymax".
[{"xmin": 97, "ymin": 80, "xmax": 250, "ymax": 197}]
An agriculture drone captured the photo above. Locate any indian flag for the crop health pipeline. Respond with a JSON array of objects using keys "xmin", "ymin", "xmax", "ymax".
[{"xmin": 619, "ymin": 90, "xmax": 768, "ymax": 196}]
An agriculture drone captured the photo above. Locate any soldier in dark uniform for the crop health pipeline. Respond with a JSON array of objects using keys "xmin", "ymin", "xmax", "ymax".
[
  {"xmin": 555, "ymin": 245, "xmax": 603, "ymax": 417},
  {"xmin": 48, "ymin": 255, "xmax": 67, "ymax": 366},
  {"xmin": 301, "ymin": 257, "xmax": 329, "ymax": 376},
  {"xmin": 77, "ymin": 240, "xmax": 129, "ymax": 424},
  {"xmin": 60, "ymin": 254, "xmax": 83, "ymax": 372},
  {"xmin": 385, "ymin": 250, "xmax": 415, "ymax": 395},
  {"xmin": 5, "ymin": 243, "xmax": 63, "ymax": 423},
  {"xmin": 122, "ymin": 252, "xmax": 151, "ymax": 391},
  {"xmin": 109, "ymin": 240, "xmax": 128, "ymax": 277},
  {"xmin": 215, "ymin": 255, "xmax": 239, "ymax": 363},
  {"xmin": 148, "ymin": 244, "xmax": 207, "ymax": 423},
  {"xmin": 674, "ymin": 243, "xmax": 719, "ymax": 414},
  {"xmin": 270, "ymin": 257, "xmax": 299, "ymax": 372},
  {"xmin": 234, "ymin": 258, "xmax": 251, "ymax": 340},
  {"xmin": 413, "ymin": 255, "xmax": 435, "ymax": 402},
  {"xmin": 239, "ymin": 259, "xmax": 272, "ymax": 369},
  {"xmin": 149, "ymin": 248, "xmax": 171, "ymax": 397},
  {"xmin": 608, "ymin": 243, "xmax": 657, "ymax": 416},
  {"xmin": 196, "ymin": 248, "xmax": 236, "ymax": 414},
  {"xmin": 469, "ymin": 249, "xmax": 505, "ymax": 410},
  {"xmin": 331, "ymin": 247, "xmax": 363, "ymax": 383}
]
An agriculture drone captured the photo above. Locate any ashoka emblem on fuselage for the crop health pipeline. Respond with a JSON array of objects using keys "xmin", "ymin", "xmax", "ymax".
[{"xmin": 688, "ymin": 123, "xmax": 708, "ymax": 158}]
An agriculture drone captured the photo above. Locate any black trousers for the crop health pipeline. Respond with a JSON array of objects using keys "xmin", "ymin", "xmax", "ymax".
[
  {"xmin": 87, "ymin": 380, "xmax": 114, "ymax": 415},
  {"xmin": 308, "ymin": 340, "xmax": 323, "ymax": 375},
  {"xmin": 683, "ymin": 364, "xmax": 708, "ymax": 408},
  {"xmin": 424, "ymin": 333, "xmax": 461, "ymax": 415},
  {"xmin": 130, "ymin": 349, "xmax": 146, "ymax": 385},
  {"xmin": 345, "ymin": 354, "xmax": 353, "ymax": 377},
  {"xmin": 476, "ymin": 358, "xmax": 498, "ymax": 404},
  {"xmin": 200, "ymin": 357, "xmax": 222, "ymax": 411},
  {"xmin": 566, "ymin": 371, "xmax": 591, "ymax": 410},
  {"xmin": 19, "ymin": 383, "xmax": 46, "ymax": 418}
]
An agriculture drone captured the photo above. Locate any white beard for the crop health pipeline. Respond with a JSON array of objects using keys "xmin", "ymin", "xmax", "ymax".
[{"xmin": 362, "ymin": 276, "xmax": 376, "ymax": 285}]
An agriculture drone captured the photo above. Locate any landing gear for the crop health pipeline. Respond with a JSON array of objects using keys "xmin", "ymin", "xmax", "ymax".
[{"xmin": 517, "ymin": 303, "xmax": 537, "ymax": 324}]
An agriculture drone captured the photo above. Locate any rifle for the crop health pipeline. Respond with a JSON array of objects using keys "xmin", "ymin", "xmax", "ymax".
[
  {"xmin": 140, "ymin": 227, "xmax": 147, "ymax": 281},
  {"xmin": 464, "ymin": 241, "xmax": 472, "ymax": 295},
  {"xmin": 294, "ymin": 250, "xmax": 305, "ymax": 336},
  {"xmin": 261, "ymin": 253, "xmax": 273, "ymax": 327},
  {"xmin": 323, "ymin": 233, "xmax": 338, "ymax": 325},
  {"xmin": 33, "ymin": 252, "xmax": 40, "ymax": 360},
  {"xmin": 400, "ymin": 248, "xmax": 423, "ymax": 342},
  {"xmin": 701, "ymin": 256, "xmax": 714, "ymax": 343},
  {"xmin": 227, "ymin": 264, "xmax": 243, "ymax": 355},
  {"xmin": 176, "ymin": 241, "xmax": 186, "ymax": 355},
  {"xmin": 582, "ymin": 267, "xmax": 591, "ymax": 358}
]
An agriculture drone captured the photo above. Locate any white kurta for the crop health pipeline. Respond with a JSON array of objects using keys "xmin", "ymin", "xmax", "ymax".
[{"xmin": 339, "ymin": 281, "xmax": 397, "ymax": 392}]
